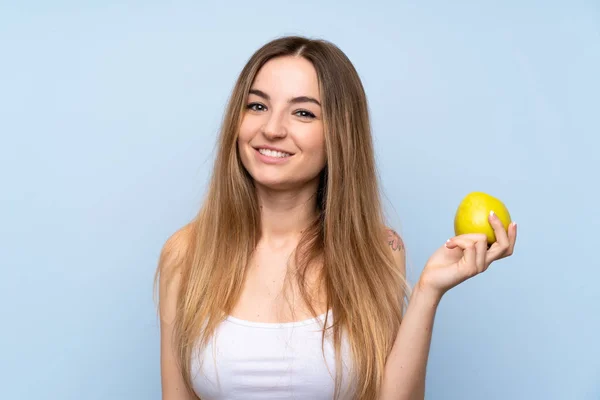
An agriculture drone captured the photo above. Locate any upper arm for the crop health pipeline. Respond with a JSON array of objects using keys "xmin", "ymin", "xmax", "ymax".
[
  {"xmin": 385, "ymin": 227, "xmax": 408, "ymax": 316},
  {"xmin": 386, "ymin": 227, "xmax": 406, "ymax": 277},
  {"xmin": 158, "ymin": 225, "xmax": 198, "ymax": 400}
]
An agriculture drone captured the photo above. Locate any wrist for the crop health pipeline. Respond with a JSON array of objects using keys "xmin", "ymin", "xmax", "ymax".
[{"xmin": 413, "ymin": 279, "xmax": 444, "ymax": 306}]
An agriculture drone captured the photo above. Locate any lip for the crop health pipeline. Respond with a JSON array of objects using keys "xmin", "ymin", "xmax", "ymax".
[
  {"xmin": 253, "ymin": 145, "xmax": 295, "ymax": 155},
  {"xmin": 253, "ymin": 147, "xmax": 294, "ymax": 165}
]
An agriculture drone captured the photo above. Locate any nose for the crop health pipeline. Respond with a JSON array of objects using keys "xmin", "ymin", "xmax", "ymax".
[{"xmin": 261, "ymin": 111, "xmax": 287, "ymax": 139}]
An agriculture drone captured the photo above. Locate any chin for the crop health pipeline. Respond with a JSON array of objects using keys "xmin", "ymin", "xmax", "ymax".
[{"xmin": 252, "ymin": 176, "xmax": 296, "ymax": 191}]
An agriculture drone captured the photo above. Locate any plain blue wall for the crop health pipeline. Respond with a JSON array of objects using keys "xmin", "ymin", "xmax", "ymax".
[{"xmin": 1, "ymin": 1, "xmax": 598, "ymax": 399}]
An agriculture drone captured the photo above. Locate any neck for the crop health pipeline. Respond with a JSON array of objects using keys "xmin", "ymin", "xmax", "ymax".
[{"xmin": 255, "ymin": 181, "xmax": 319, "ymax": 249}]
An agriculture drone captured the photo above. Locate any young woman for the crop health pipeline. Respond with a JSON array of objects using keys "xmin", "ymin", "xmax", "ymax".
[{"xmin": 155, "ymin": 36, "xmax": 517, "ymax": 400}]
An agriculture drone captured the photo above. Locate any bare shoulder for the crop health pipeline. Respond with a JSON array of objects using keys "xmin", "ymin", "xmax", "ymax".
[
  {"xmin": 157, "ymin": 223, "xmax": 198, "ymax": 400},
  {"xmin": 160, "ymin": 223, "xmax": 195, "ymax": 271},
  {"xmin": 385, "ymin": 227, "xmax": 405, "ymax": 252},
  {"xmin": 158, "ymin": 223, "xmax": 195, "ymax": 323},
  {"xmin": 384, "ymin": 226, "xmax": 406, "ymax": 276}
]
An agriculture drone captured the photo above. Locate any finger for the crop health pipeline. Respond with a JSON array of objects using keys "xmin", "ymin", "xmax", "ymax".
[
  {"xmin": 446, "ymin": 237, "xmax": 478, "ymax": 277},
  {"xmin": 489, "ymin": 211, "xmax": 509, "ymax": 250},
  {"xmin": 446, "ymin": 233, "xmax": 489, "ymax": 246},
  {"xmin": 486, "ymin": 211, "xmax": 511, "ymax": 262},
  {"xmin": 452, "ymin": 236, "xmax": 487, "ymax": 273},
  {"xmin": 476, "ymin": 239, "xmax": 488, "ymax": 272},
  {"xmin": 507, "ymin": 221, "xmax": 517, "ymax": 255}
]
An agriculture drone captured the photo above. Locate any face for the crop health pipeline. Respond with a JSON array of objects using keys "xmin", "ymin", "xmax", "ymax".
[{"xmin": 237, "ymin": 56, "xmax": 326, "ymax": 191}]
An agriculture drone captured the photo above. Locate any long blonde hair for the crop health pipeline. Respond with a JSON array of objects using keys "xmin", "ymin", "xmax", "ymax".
[{"xmin": 155, "ymin": 35, "xmax": 410, "ymax": 400}]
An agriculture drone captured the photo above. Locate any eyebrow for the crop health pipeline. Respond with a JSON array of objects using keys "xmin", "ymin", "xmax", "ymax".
[{"xmin": 249, "ymin": 88, "xmax": 321, "ymax": 107}]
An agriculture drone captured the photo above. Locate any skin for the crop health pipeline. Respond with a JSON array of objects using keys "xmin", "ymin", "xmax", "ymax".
[
  {"xmin": 230, "ymin": 55, "xmax": 329, "ymax": 323},
  {"xmin": 158, "ymin": 55, "xmax": 329, "ymax": 400},
  {"xmin": 158, "ymin": 55, "xmax": 518, "ymax": 400},
  {"xmin": 236, "ymin": 55, "xmax": 326, "ymax": 240},
  {"xmin": 380, "ymin": 214, "xmax": 517, "ymax": 400}
]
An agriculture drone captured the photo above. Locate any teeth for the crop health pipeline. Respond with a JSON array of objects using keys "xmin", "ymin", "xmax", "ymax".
[{"xmin": 258, "ymin": 148, "xmax": 291, "ymax": 158}]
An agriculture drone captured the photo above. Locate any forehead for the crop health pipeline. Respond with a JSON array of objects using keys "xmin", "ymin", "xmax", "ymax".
[{"xmin": 252, "ymin": 56, "xmax": 320, "ymax": 99}]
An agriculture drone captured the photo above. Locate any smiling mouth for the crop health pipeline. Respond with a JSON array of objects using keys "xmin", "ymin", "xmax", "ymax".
[{"xmin": 255, "ymin": 148, "xmax": 293, "ymax": 158}]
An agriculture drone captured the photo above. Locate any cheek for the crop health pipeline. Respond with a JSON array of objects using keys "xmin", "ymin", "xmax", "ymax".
[
  {"xmin": 237, "ymin": 121, "xmax": 253, "ymax": 165},
  {"xmin": 303, "ymin": 127, "xmax": 326, "ymax": 158},
  {"xmin": 238, "ymin": 117, "xmax": 254, "ymax": 144},
  {"xmin": 237, "ymin": 118, "xmax": 261, "ymax": 159}
]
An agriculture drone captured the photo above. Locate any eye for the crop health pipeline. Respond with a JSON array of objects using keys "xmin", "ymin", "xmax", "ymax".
[
  {"xmin": 247, "ymin": 103, "xmax": 267, "ymax": 112},
  {"xmin": 294, "ymin": 110, "xmax": 316, "ymax": 119}
]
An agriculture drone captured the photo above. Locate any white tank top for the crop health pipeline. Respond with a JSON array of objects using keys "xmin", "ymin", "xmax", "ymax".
[{"xmin": 190, "ymin": 310, "xmax": 356, "ymax": 399}]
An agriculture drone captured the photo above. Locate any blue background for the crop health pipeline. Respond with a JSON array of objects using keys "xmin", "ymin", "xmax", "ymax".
[{"xmin": 1, "ymin": 1, "xmax": 598, "ymax": 399}]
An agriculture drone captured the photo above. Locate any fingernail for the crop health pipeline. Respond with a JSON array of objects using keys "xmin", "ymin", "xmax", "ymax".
[
  {"xmin": 512, "ymin": 222, "xmax": 517, "ymax": 228},
  {"xmin": 489, "ymin": 210, "xmax": 496, "ymax": 219}
]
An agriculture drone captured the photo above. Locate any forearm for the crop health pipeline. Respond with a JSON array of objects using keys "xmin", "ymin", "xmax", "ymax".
[{"xmin": 379, "ymin": 285, "xmax": 442, "ymax": 400}]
